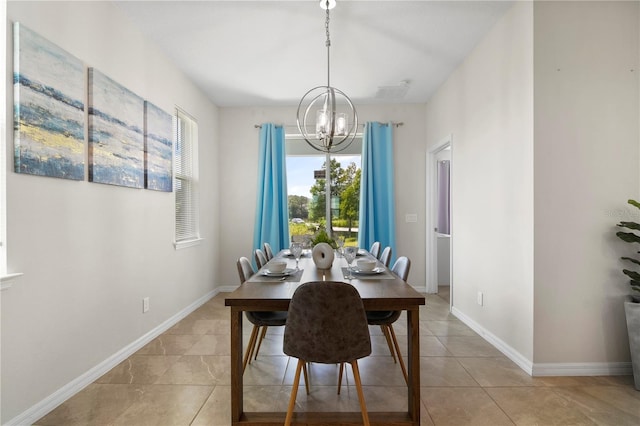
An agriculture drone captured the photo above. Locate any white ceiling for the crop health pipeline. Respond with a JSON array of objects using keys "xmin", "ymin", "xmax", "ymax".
[{"xmin": 115, "ymin": 0, "xmax": 513, "ymax": 107}]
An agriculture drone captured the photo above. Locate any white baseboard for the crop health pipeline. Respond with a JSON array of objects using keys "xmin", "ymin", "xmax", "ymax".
[
  {"xmin": 451, "ymin": 306, "xmax": 633, "ymax": 377},
  {"xmin": 532, "ymin": 362, "xmax": 632, "ymax": 376},
  {"xmin": 451, "ymin": 306, "xmax": 534, "ymax": 374},
  {"xmin": 6, "ymin": 288, "xmax": 220, "ymax": 426}
]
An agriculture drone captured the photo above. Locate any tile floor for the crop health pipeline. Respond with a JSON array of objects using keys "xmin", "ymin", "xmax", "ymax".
[{"xmin": 35, "ymin": 292, "xmax": 640, "ymax": 426}]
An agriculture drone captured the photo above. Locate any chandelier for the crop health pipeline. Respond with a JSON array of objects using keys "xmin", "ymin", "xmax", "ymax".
[{"xmin": 296, "ymin": 0, "xmax": 358, "ymax": 153}]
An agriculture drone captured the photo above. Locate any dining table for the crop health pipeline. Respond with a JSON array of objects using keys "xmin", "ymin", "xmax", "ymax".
[{"xmin": 224, "ymin": 248, "xmax": 426, "ymax": 425}]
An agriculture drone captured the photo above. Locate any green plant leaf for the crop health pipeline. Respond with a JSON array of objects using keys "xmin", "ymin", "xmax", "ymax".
[
  {"xmin": 617, "ymin": 221, "xmax": 640, "ymax": 231},
  {"xmin": 623, "ymin": 269, "xmax": 640, "ymax": 281},
  {"xmin": 616, "ymin": 231, "xmax": 640, "ymax": 243},
  {"xmin": 621, "ymin": 256, "xmax": 640, "ymax": 266},
  {"xmin": 310, "ymin": 227, "xmax": 337, "ymax": 249},
  {"xmin": 628, "ymin": 199, "xmax": 640, "ymax": 210}
]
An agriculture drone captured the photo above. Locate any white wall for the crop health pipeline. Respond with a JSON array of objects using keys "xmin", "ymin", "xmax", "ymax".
[
  {"xmin": 533, "ymin": 1, "xmax": 639, "ymax": 367},
  {"xmin": 2, "ymin": 1, "xmax": 219, "ymax": 422},
  {"xmin": 425, "ymin": 2, "xmax": 535, "ymax": 361},
  {"xmin": 217, "ymin": 104, "xmax": 427, "ymax": 290},
  {"xmin": 426, "ymin": 0, "xmax": 640, "ymax": 372}
]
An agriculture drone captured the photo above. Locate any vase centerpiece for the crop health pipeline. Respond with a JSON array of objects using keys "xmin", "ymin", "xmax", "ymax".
[{"xmin": 310, "ymin": 227, "xmax": 337, "ymax": 270}]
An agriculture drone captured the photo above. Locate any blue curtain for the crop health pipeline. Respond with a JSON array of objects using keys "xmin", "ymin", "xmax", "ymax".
[
  {"xmin": 358, "ymin": 122, "xmax": 396, "ymax": 262},
  {"xmin": 252, "ymin": 124, "xmax": 289, "ymax": 258}
]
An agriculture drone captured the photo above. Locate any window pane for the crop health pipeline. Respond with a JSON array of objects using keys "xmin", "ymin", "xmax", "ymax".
[
  {"xmin": 285, "ymin": 138, "xmax": 361, "ymax": 246},
  {"xmin": 174, "ymin": 109, "xmax": 199, "ymax": 244}
]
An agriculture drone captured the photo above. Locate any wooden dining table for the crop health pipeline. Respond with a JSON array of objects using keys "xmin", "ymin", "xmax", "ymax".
[{"xmin": 224, "ymin": 249, "xmax": 426, "ymax": 425}]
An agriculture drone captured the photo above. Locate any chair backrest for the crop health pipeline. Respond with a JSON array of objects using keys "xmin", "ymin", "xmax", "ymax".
[
  {"xmin": 237, "ymin": 257, "xmax": 255, "ymax": 284},
  {"xmin": 284, "ymin": 281, "xmax": 371, "ymax": 364},
  {"xmin": 254, "ymin": 249, "xmax": 268, "ymax": 269},
  {"xmin": 391, "ymin": 256, "xmax": 411, "ymax": 282},
  {"xmin": 369, "ymin": 241, "xmax": 381, "ymax": 259},
  {"xmin": 263, "ymin": 242, "xmax": 274, "ymax": 261},
  {"xmin": 379, "ymin": 246, "xmax": 392, "ymax": 267}
]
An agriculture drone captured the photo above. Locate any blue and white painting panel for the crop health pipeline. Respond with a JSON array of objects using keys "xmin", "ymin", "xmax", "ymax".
[
  {"xmin": 88, "ymin": 68, "xmax": 144, "ymax": 188},
  {"xmin": 13, "ymin": 23, "xmax": 85, "ymax": 180},
  {"xmin": 144, "ymin": 102, "xmax": 173, "ymax": 192}
]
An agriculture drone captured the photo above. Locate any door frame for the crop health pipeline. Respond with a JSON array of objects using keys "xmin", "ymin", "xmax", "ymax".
[{"xmin": 426, "ymin": 135, "xmax": 452, "ymax": 300}]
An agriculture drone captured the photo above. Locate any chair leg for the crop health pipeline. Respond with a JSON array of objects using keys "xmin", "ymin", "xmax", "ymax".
[
  {"xmin": 243, "ymin": 325, "xmax": 259, "ymax": 373},
  {"xmin": 389, "ymin": 324, "xmax": 408, "ymax": 385},
  {"xmin": 350, "ymin": 360, "xmax": 370, "ymax": 426},
  {"xmin": 381, "ymin": 325, "xmax": 397, "ymax": 363},
  {"xmin": 248, "ymin": 326, "xmax": 262, "ymax": 364},
  {"xmin": 285, "ymin": 359, "xmax": 305, "ymax": 426},
  {"xmin": 303, "ymin": 361, "xmax": 310, "ymax": 395},
  {"xmin": 254, "ymin": 326, "xmax": 268, "ymax": 360},
  {"xmin": 337, "ymin": 362, "xmax": 344, "ymax": 394}
]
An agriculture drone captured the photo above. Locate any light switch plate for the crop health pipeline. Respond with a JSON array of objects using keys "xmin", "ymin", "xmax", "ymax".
[{"xmin": 405, "ymin": 213, "xmax": 417, "ymax": 223}]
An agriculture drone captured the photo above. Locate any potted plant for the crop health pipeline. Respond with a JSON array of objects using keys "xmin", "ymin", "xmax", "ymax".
[
  {"xmin": 614, "ymin": 199, "xmax": 640, "ymax": 390},
  {"xmin": 310, "ymin": 226, "xmax": 337, "ymax": 249}
]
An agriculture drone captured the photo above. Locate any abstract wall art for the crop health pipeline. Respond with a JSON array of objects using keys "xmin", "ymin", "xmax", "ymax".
[
  {"xmin": 88, "ymin": 68, "xmax": 144, "ymax": 188},
  {"xmin": 13, "ymin": 23, "xmax": 85, "ymax": 180},
  {"xmin": 144, "ymin": 102, "xmax": 173, "ymax": 192}
]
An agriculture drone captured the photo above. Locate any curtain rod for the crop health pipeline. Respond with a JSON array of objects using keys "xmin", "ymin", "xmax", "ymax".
[{"xmin": 254, "ymin": 122, "xmax": 404, "ymax": 129}]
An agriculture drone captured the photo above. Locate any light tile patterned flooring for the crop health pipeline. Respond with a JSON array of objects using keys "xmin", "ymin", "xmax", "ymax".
[{"xmin": 35, "ymin": 292, "xmax": 640, "ymax": 425}]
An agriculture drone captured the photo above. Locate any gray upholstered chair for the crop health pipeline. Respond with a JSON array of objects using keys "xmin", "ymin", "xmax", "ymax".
[
  {"xmin": 237, "ymin": 257, "xmax": 287, "ymax": 372},
  {"xmin": 284, "ymin": 281, "xmax": 371, "ymax": 426},
  {"xmin": 254, "ymin": 248, "xmax": 268, "ymax": 269},
  {"xmin": 263, "ymin": 242, "xmax": 274, "ymax": 261},
  {"xmin": 369, "ymin": 241, "xmax": 381, "ymax": 259},
  {"xmin": 379, "ymin": 246, "xmax": 392, "ymax": 267},
  {"xmin": 366, "ymin": 256, "xmax": 411, "ymax": 384}
]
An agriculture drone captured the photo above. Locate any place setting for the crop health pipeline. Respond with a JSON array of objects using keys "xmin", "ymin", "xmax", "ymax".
[
  {"xmin": 256, "ymin": 259, "xmax": 303, "ymax": 282},
  {"xmin": 341, "ymin": 249, "xmax": 395, "ymax": 280}
]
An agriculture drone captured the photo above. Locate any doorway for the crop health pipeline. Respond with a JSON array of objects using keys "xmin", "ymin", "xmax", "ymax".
[{"xmin": 426, "ymin": 136, "xmax": 452, "ymax": 305}]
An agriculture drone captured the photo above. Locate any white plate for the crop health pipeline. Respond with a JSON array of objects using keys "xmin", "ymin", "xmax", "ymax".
[
  {"xmin": 351, "ymin": 267, "xmax": 385, "ymax": 275},
  {"xmin": 262, "ymin": 268, "xmax": 296, "ymax": 277},
  {"xmin": 283, "ymin": 250, "xmax": 308, "ymax": 257}
]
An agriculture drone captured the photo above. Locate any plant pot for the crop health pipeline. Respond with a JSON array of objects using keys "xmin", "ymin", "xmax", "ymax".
[{"xmin": 624, "ymin": 296, "xmax": 640, "ymax": 390}]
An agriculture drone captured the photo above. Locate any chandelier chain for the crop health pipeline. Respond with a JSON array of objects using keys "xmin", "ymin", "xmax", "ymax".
[
  {"xmin": 325, "ymin": 2, "xmax": 331, "ymax": 86},
  {"xmin": 325, "ymin": 2, "xmax": 331, "ymax": 47}
]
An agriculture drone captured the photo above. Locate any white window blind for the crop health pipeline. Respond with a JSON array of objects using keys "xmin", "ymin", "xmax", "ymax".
[{"xmin": 174, "ymin": 108, "xmax": 200, "ymax": 247}]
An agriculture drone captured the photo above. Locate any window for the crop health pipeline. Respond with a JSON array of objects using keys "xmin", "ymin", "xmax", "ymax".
[
  {"xmin": 285, "ymin": 134, "xmax": 362, "ymax": 245},
  {"xmin": 174, "ymin": 108, "xmax": 201, "ymax": 248}
]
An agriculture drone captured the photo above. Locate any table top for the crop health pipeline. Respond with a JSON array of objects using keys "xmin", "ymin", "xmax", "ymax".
[{"xmin": 225, "ymin": 249, "xmax": 425, "ymax": 311}]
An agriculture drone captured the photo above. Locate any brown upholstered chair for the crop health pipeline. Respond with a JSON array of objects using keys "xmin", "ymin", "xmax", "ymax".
[
  {"xmin": 284, "ymin": 281, "xmax": 371, "ymax": 426},
  {"xmin": 379, "ymin": 246, "xmax": 392, "ymax": 267},
  {"xmin": 369, "ymin": 241, "xmax": 381, "ymax": 259},
  {"xmin": 254, "ymin": 248, "xmax": 268, "ymax": 269},
  {"xmin": 366, "ymin": 256, "xmax": 411, "ymax": 384},
  {"xmin": 263, "ymin": 242, "xmax": 274, "ymax": 261},
  {"xmin": 237, "ymin": 257, "xmax": 287, "ymax": 372}
]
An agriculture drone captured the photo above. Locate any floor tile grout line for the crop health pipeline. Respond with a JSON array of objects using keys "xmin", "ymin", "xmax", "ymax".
[
  {"xmin": 187, "ymin": 385, "xmax": 216, "ymax": 426},
  {"xmin": 479, "ymin": 386, "xmax": 518, "ymax": 425}
]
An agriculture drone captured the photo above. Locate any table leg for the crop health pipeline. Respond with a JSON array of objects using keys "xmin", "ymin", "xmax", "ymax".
[
  {"xmin": 231, "ymin": 307, "xmax": 243, "ymax": 424},
  {"xmin": 407, "ymin": 308, "xmax": 420, "ymax": 423}
]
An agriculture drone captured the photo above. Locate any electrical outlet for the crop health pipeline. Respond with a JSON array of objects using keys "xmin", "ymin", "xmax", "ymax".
[
  {"xmin": 143, "ymin": 297, "xmax": 150, "ymax": 313},
  {"xmin": 477, "ymin": 291, "xmax": 483, "ymax": 306}
]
